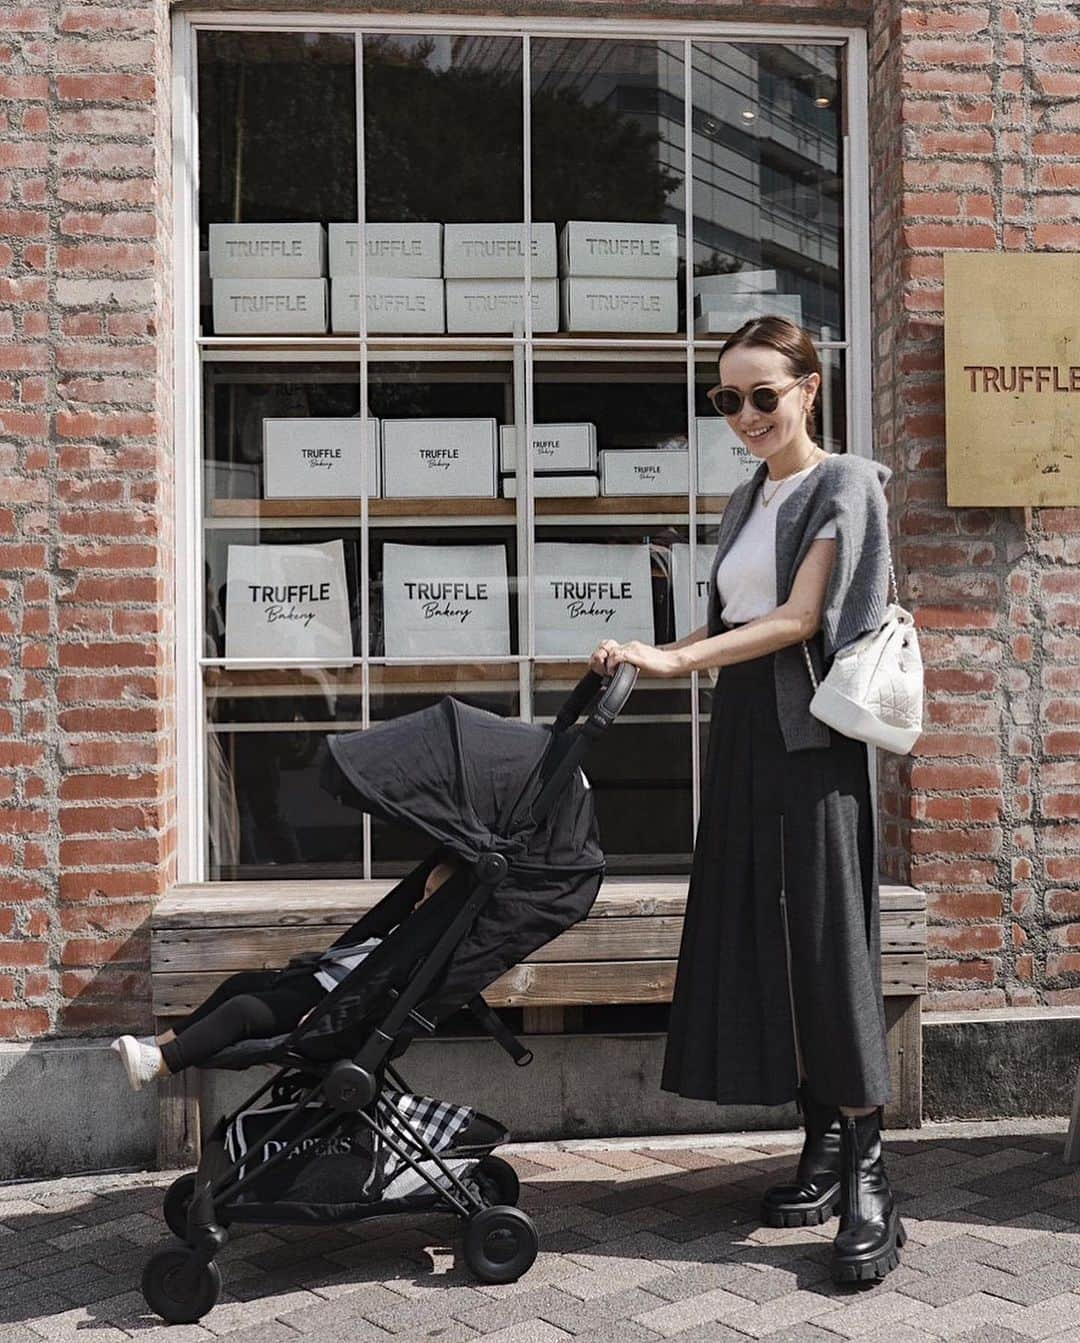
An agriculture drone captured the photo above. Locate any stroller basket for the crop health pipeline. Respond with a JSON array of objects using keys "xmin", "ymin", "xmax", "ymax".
[{"xmin": 141, "ymin": 665, "xmax": 637, "ymax": 1325}]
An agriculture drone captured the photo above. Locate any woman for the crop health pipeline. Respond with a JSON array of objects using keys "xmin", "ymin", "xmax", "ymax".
[{"xmin": 591, "ymin": 316, "xmax": 902, "ymax": 1285}]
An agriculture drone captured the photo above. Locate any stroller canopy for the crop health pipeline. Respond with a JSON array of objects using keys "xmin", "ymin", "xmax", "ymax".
[
  {"xmin": 327, "ymin": 697, "xmax": 603, "ymax": 877},
  {"xmin": 307, "ymin": 698, "xmax": 605, "ymax": 1039}
]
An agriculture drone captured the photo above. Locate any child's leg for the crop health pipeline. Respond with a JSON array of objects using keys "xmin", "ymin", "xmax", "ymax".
[
  {"xmin": 160, "ymin": 975, "xmax": 324, "ymax": 1074},
  {"xmin": 422, "ymin": 857, "xmax": 459, "ymax": 902},
  {"xmin": 152, "ymin": 970, "xmax": 283, "ymax": 1048}
]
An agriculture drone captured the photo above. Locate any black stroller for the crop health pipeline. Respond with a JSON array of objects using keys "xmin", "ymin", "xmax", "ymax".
[{"xmin": 142, "ymin": 664, "xmax": 637, "ymax": 1324}]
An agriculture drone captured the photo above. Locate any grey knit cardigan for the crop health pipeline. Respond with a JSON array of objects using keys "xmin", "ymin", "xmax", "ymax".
[{"xmin": 705, "ymin": 451, "xmax": 892, "ymax": 752}]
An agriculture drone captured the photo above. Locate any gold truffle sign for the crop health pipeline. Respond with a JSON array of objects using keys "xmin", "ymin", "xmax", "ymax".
[{"xmin": 945, "ymin": 253, "xmax": 1080, "ymax": 505}]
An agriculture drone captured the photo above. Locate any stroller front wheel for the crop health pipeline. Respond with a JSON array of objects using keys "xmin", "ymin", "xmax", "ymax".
[
  {"xmin": 463, "ymin": 1205, "xmax": 538, "ymax": 1284},
  {"xmin": 163, "ymin": 1172, "xmax": 231, "ymax": 1241},
  {"xmin": 142, "ymin": 1247, "xmax": 222, "ymax": 1324},
  {"xmin": 474, "ymin": 1155, "xmax": 521, "ymax": 1208}
]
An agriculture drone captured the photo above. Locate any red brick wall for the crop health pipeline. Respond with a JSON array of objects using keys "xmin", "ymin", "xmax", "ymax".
[
  {"xmin": 0, "ymin": 0, "xmax": 174, "ymax": 1038},
  {"xmin": 2, "ymin": 0, "xmax": 1079, "ymax": 1042},
  {"xmin": 871, "ymin": 0, "xmax": 1080, "ymax": 1009}
]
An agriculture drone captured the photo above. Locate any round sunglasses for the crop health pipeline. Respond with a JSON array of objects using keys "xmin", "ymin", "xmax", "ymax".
[{"xmin": 706, "ymin": 374, "xmax": 810, "ymax": 419}]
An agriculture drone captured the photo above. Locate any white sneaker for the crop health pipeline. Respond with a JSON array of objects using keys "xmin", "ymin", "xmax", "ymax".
[{"xmin": 110, "ymin": 1035, "xmax": 163, "ymax": 1090}]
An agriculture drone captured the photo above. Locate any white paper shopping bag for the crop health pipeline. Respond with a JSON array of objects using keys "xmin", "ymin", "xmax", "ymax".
[
  {"xmin": 381, "ymin": 543, "xmax": 510, "ymax": 659},
  {"xmin": 224, "ymin": 540, "xmax": 354, "ymax": 663},
  {"xmin": 670, "ymin": 543, "xmax": 714, "ymax": 641},
  {"xmin": 533, "ymin": 542, "xmax": 654, "ymax": 656}
]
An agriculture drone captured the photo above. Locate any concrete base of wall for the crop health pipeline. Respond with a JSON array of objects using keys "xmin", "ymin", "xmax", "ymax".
[
  {"xmin": 923, "ymin": 1005, "xmax": 1080, "ymax": 1121},
  {"xmin": 0, "ymin": 1039, "xmax": 159, "ymax": 1180},
  {"xmin": 4, "ymin": 1007, "xmax": 1079, "ymax": 1179}
]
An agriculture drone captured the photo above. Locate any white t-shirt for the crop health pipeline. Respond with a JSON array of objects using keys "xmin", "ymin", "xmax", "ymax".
[{"xmin": 715, "ymin": 460, "xmax": 836, "ymax": 624}]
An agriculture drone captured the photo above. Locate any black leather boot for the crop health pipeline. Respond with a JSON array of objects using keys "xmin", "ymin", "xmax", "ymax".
[
  {"xmin": 831, "ymin": 1107, "xmax": 906, "ymax": 1283},
  {"xmin": 760, "ymin": 1082, "xmax": 842, "ymax": 1228}
]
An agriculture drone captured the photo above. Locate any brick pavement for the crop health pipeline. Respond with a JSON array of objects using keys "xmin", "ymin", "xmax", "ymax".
[{"xmin": 3, "ymin": 1119, "xmax": 1080, "ymax": 1342}]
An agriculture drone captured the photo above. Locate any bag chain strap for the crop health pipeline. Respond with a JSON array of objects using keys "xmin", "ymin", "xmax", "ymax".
[{"xmin": 802, "ymin": 549, "xmax": 899, "ymax": 693}]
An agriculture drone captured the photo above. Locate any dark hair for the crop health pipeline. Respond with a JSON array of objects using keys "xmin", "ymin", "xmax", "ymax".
[{"xmin": 717, "ymin": 315, "xmax": 822, "ymax": 437}]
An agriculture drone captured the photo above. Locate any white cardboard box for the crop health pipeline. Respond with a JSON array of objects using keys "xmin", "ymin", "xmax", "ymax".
[
  {"xmin": 501, "ymin": 474, "xmax": 599, "ymax": 498},
  {"xmin": 381, "ymin": 542, "xmax": 510, "ymax": 658},
  {"xmin": 382, "ymin": 418, "xmax": 498, "ymax": 498},
  {"xmin": 560, "ymin": 221, "xmax": 679, "ymax": 278},
  {"xmin": 499, "ymin": 423, "xmax": 597, "ymax": 473},
  {"xmin": 209, "ymin": 223, "xmax": 326, "ymax": 279},
  {"xmin": 443, "ymin": 223, "xmax": 557, "ymax": 279},
  {"xmin": 445, "ymin": 279, "xmax": 558, "ymax": 333},
  {"xmin": 561, "ymin": 277, "xmax": 678, "ymax": 333},
  {"xmin": 213, "ymin": 278, "xmax": 328, "ymax": 334},
  {"xmin": 533, "ymin": 541, "xmax": 654, "ymax": 656},
  {"xmin": 694, "ymin": 269, "xmax": 778, "ymax": 298},
  {"xmin": 225, "ymin": 539, "xmax": 353, "ymax": 663},
  {"xmin": 331, "ymin": 276, "xmax": 445, "ymax": 334},
  {"xmin": 600, "ymin": 447, "xmax": 689, "ymax": 496},
  {"xmin": 694, "ymin": 293, "xmax": 803, "ymax": 332},
  {"xmin": 695, "ymin": 418, "xmax": 759, "ymax": 495},
  {"xmin": 328, "ymin": 223, "xmax": 443, "ymax": 278},
  {"xmin": 670, "ymin": 543, "xmax": 713, "ymax": 641},
  {"xmin": 263, "ymin": 418, "xmax": 382, "ymax": 499}
]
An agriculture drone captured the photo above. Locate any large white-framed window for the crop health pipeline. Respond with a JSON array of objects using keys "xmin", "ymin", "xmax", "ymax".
[{"xmin": 171, "ymin": 12, "xmax": 872, "ymax": 885}]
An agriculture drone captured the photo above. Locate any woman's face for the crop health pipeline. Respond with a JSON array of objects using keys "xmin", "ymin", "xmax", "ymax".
[{"xmin": 715, "ymin": 344, "xmax": 818, "ymax": 461}]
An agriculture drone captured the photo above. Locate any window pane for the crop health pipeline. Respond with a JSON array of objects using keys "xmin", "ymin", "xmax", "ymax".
[
  {"xmin": 363, "ymin": 34, "xmax": 523, "ymax": 224},
  {"xmin": 367, "ymin": 359, "xmax": 521, "ymax": 659},
  {"xmin": 205, "ymin": 673, "xmax": 365, "ymax": 880},
  {"xmin": 690, "ymin": 42, "xmax": 843, "ymax": 340},
  {"xmin": 197, "ymin": 32, "xmax": 357, "ymax": 338},
  {"xmin": 527, "ymin": 349, "xmax": 693, "ymax": 875},
  {"xmin": 533, "ymin": 671, "xmax": 693, "ymax": 875},
  {"xmin": 532, "ymin": 38, "xmax": 686, "ymax": 338}
]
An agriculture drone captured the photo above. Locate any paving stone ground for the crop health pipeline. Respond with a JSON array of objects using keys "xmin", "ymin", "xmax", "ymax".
[{"xmin": 3, "ymin": 1118, "xmax": 1080, "ymax": 1342}]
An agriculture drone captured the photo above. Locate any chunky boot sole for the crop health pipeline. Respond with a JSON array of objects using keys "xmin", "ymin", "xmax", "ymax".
[
  {"xmin": 760, "ymin": 1184, "xmax": 841, "ymax": 1228},
  {"xmin": 831, "ymin": 1209, "xmax": 907, "ymax": 1284}
]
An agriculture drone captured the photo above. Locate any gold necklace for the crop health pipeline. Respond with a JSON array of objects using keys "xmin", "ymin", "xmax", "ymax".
[{"xmin": 759, "ymin": 451, "xmax": 819, "ymax": 507}]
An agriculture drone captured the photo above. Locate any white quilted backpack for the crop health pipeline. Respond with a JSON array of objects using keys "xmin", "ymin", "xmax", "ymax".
[{"xmin": 801, "ymin": 559, "xmax": 923, "ymax": 755}]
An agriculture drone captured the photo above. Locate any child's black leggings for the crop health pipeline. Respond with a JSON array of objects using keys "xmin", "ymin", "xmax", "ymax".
[{"xmin": 161, "ymin": 971, "xmax": 324, "ymax": 1073}]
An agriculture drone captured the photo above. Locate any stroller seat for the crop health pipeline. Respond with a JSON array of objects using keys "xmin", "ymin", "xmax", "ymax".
[{"xmin": 199, "ymin": 1036, "xmax": 293, "ymax": 1070}]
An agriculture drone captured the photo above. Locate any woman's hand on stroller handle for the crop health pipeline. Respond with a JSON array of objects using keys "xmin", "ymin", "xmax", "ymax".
[
  {"xmin": 590, "ymin": 638, "xmax": 681, "ymax": 679},
  {"xmin": 589, "ymin": 640, "xmax": 620, "ymax": 676}
]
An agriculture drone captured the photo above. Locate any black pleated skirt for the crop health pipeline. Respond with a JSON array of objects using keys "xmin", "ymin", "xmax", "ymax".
[{"xmin": 660, "ymin": 650, "xmax": 891, "ymax": 1109}]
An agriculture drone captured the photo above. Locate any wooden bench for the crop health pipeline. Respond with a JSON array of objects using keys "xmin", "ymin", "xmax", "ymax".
[{"xmin": 150, "ymin": 876, "xmax": 926, "ymax": 1166}]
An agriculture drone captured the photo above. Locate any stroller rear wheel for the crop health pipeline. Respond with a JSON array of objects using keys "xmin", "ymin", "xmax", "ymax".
[
  {"xmin": 142, "ymin": 1247, "xmax": 222, "ymax": 1324},
  {"xmin": 463, "ymin": 1205, "xmax": 538, "ymax": 1284},
  {"xmin": 163, "ymin": 1172, "xmax": 231, "ymax": 1240},
  {"xmin": 473, "ymin": 1155, "xmax": 520, "ymax": 1208}
]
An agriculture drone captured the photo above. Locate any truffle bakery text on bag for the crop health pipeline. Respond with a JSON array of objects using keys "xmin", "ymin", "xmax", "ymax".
[{"xmin": 801, "ymin": 557, "xmax": 923, "ymax": 755}]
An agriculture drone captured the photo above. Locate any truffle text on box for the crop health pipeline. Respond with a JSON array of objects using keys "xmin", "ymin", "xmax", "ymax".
[
  {"xmin": 328, "ymin": 222, "xmax": 443, "ymax": 278},
  {"xmin": 224, "ymin": 539, "xmax": 354, "ymax": 663},
  {"xmin": 600, "ymin": 447, "xmax": 690, "ymax": 496},
  {"xmin": 263, "ymin": 418, "xmax": 382, "ymax": 499},
  {"xmin": 381, "ymin": 542, "xmax": 511, "ymax": 658},
  {"xmin": 559, "ymin": 221, "xmax": 679, "ymax": 278},
  {"xmin": 499, "ymin": 423, "xmax": 597, "ymax": 473},
  {"xmin": 331, "ymin": 276, "xmax": 445, "ymax": 334},
  {"xmin": 381, "ymin": 418, "xmax": 499, "ymax": 498},
  {"xmin": 445, "ymin": 279, "xmax": 558, "ymax": 333},
  {"xmin": 533, "ymin": 541, "xmax": 655, "ymax": 656},
  {"xmin": 212, "ymin": 278, "xmax": 329, "ymax": 334},
  {"xmin": 561, "ymin": 277, "xmax": 679, "ymax": 333},
  {"xmin": 209, "ymin": 223, "xmax": 326, "ymax": 279},
  {"xmin": 443, "ymin": 223, "xmax": 558, "ymax": 278}
]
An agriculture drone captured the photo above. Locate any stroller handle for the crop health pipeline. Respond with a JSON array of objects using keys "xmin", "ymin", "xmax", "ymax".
[{"xmin": 553, "ymin": 662, "xmax": 638, "ymax": 739}]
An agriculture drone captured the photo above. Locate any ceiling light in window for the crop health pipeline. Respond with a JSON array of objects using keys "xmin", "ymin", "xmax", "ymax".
[{"xmin": 740, "ymin": 108, "xmax": 756, "ymax": 122}]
